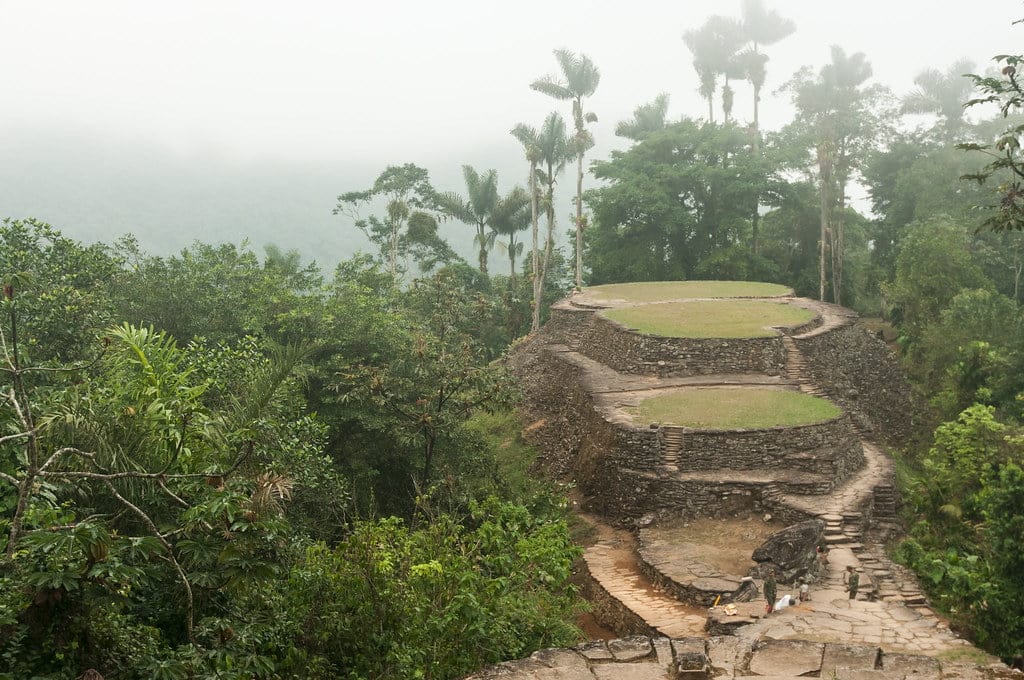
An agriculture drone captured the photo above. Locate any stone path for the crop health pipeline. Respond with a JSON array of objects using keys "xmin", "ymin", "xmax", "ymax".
[
  {"xmin": 732, "ymin": 571, "xmax": 971, "ymax": 656},
  {"xmin": 582, "ymin": 520, "xmax": 707, "ymax": 639},
  {"xmin": 534, "ymin": 290, "xmax": 989, "ymax": 666},
  {"xmin": 469, "ymin": 635, "xmax": 1010, "ymax": 679},
  {"xmin": 574, "ymin": 320, "xmax": 961, "ymax": 659}
]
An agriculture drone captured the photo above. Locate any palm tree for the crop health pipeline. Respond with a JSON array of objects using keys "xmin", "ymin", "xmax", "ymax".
[
  {"xmin": 794, "ymin": 46, "xmax": 874, "ymax": 304},
  {"xmin": 740, "ymin": 0, "xmax": 795, "ymax": 137},
  {"xmin": 531, "ymin": 49, "xmax": 600, "ymax": 290},
  {"xmin": 683, "ymin": 16, "xmax": 744, "ymax": 124},
  {"xmin": 616, "ymin": 94, "xmax": 671, "ymax": 141},
  {"xmin": 490, "ymin": 186, "xmax": 531, "ymax": 284},
  {"xmin": 511, "ymin": 123, "xmax": 544, "ymax": 331},
  {"xmin": 535, "ymin": 112, "xmax": 573, "ymax": 308},
  {"xmin": 434, "ymin": 165, "xmax": 500, "ymax": 274},
  {"xmin": 903, "ymin": 58, "xmax": 976, "ymax": 140}
]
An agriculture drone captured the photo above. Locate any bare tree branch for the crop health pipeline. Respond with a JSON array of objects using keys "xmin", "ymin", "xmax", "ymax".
[{"xmin": 103, "ymin": 480, "xmax": 196, "ymax": 643}]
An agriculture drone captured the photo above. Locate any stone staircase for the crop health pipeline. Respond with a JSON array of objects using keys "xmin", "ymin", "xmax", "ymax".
[
  {"xmin": 661, "ymin": 426, "xmax": 684, "ymax": 469},
  {"xmin": 527, "ymin": 292, "xmax": 966, "ymax": 658}
]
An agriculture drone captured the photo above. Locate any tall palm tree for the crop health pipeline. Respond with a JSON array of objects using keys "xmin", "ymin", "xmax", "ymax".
[
  {"xmin": 615, "ymin": 94, "xmax": 671, "ymax": 141},
  {"xmin": 434, "ymin": 165, "xmax": 499, "ymax": 274},
  {"xmin": 490, "ymin": 186, "xmax": 531, "ymax": 284},
  {"xmin": 683, "ymin": 16, "xmax": 744, "ymax": 124},
  {"xmin": 531, "ymin": 49, "xmax": 600, "ymax": 290},
  {"xmin": 903, "ymin": 58, "xmax": 976, "ymax": 140},
  {"xmin": 740, "ymin": 0, "xmax": 795, "ymax": 137},
  {"xmin": 794, "ymin": 46, "xmax": 874, "ymax": 304},
  {"xmin": 535, "ymin": 112, "xmax": 573, "ymax": 310},
  {"xmin": 511, "ymin": 123, "xmax": 544, "ymax": 331}
]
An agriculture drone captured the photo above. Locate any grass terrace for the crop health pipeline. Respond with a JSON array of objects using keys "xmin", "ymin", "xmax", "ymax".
[
  {"xmin": 630, "ymin": 387, "xmax": 841, "ymax": 429},
  {"xmin": 583, "ymin": 280, "xmax": 792, "ymax": 303},
  {"xmin": 602, "ymin": 299, "xmax": 815, "ymax": 338}
]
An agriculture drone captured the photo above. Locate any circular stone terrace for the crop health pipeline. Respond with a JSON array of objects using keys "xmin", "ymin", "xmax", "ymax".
[
  {"xmin": 579, "ymin": 280, "xmax": 794, "ymax": 305},
  {"xmin": 503, "ymin": 280, "xmax": 998, "ymax": 676}
]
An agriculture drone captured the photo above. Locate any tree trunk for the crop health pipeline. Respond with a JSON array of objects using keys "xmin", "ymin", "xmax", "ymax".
[
  {"xmin": 422, "ymin": 433, "xmax": 435, "ymax": 488},
  {"xmin": 477, "ymin": 225, "xmax": 488, "ymax": 274},
  {"xmin": 537, "ymin": 171, "xmax": 556, "ymax": 324},
  {"xmin": 389, "ymin": 226, "xmax": 399, "ymax": 280},
  {"xmin": 530, "ymin": 160, "xmax": 541, "ymax": 332},
  {"xmin": 509, "ymin": 236, "xmax": 517, "ymax": 286},
  {"xmin": 751, "ymin": 201, "xmax": 760, "ymax": 256},
  {"xmin": 816, "ymin": 143, "xmax": 833, "ymax": 302},
  {"xmin": 575, "ymin": 150, "xmax": 584, "ymax": 290},
  {"xmin": 753, "ymin": 83, "xmax": 761, "ymax": 148},
  {"xmin": 832, "ymin": 179, "xmax": 846, "ymax": 306}
]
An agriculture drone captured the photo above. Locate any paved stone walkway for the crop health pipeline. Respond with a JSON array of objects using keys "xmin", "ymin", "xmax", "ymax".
[
  {"xmin": 574, "ymin": 327, "xmax": 968, "ymax": 659},
  {"xmin": 733, "ymin": 563, "xmax": 971, "ymax": 655},
  {"xmin": 582, "ymin": 521, "xmax": 707, "ymax": 639},
  {"xmin": 468, "ymin": 635, "xmax": 1010, "ymax": 679},
  {"xmin": 541, "ymin": 291, "xmax": 990, "ymax": 664}
]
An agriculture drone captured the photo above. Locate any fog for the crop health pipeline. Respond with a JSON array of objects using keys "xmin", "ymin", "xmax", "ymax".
[{"xmin": 1, "ymin": 0, "xmax": 1020, "ymax": 265}]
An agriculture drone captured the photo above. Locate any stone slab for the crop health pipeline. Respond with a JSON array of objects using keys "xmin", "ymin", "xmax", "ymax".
[
  {"xmin": 748, "ymin": 639, "xmax": 824, "ymax": 677},
  {"xmin": 821, "ymin": 642, "xmax": 880, "ymax": 675},
  {"xmin": 592, "ymin": 663, "xmax": 670, "ymax": 680},
  {"xmin": 576, "ymin": 640, "xmax": 613, "ymax": 661},
  {"xmin": 671, "ymin": 637, "xmax": 707, "ymax": 672},
  {"xmin": 707, "ymin": 635, "xmax": 751, "ymax": 676},
  {"xmin": 530, "ymin": 649, "xmax": 591, "ymax": 670},
  {"xmin": 652, "ymin": 637, "xmax": 673, "ymax": 667},
  {"xmin": 608, "ymin": 636, "xmax": 653, "ymax": 662},
  {"xmin": 881, "ymin": 652, "xmax": 942, "ymax": 676}
]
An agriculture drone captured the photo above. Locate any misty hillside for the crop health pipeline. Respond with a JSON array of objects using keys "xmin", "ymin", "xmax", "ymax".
[{"xmin": 0, "ymin": 126, "xmax": 548, "ymax": 268}]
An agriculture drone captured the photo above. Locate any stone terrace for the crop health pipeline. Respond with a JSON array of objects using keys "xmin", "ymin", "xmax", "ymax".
[{"xmin": 502, "ymin": 282, "xmax": 1000, "ymax": 677}]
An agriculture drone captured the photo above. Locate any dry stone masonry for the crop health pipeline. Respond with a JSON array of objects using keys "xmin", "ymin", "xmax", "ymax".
[{"xmin": 496, "ymin": 283, "xmax": 1012, "ymax": 679}]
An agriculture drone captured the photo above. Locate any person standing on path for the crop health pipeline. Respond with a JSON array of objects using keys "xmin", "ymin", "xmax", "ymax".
[
  {"xmin": 844, "ymin": 565, "xmax": 860, "ymax": 600},
  {"xmin": 763, "ymin": 571, "xmax": 777, "ymax": 615}
]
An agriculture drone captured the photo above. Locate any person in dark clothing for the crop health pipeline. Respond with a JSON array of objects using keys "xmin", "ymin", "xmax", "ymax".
[
  {"xmin": 763, "ymin": 571, "xmax": 777, "ymax": 615},
  {"xmin": 844, "ymin": 565, "xmax": 860, "ymax": 600}
]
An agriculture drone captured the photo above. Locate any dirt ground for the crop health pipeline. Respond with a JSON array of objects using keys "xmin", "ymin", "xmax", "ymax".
[{"xmin": 644, "ymin": 516, "xmax": 785, "ymax": 576}]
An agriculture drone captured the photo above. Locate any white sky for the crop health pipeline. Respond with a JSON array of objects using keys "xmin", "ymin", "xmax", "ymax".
[{"xmin": 1, "ymin": 0, "xmax": 1021, "ymax": 260}]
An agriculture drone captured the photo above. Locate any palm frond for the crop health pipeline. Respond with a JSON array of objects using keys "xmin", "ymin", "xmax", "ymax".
[{"xmin": 530, "ymin": 77, "xmax": 572, "ymax": 100}]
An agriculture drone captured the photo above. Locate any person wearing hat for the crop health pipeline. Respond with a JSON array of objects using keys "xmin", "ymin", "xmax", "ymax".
[{"xmin": 844, "ymin": 565, "xmax": 860, "ymax": 600}]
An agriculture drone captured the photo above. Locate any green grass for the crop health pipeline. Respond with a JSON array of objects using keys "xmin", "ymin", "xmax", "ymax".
[
  {"xmin": 584, "ymin": 280, "xmax": 792, "ymax": 302},
  {"xmin": 602, "ymin": 299, "xmax": 815, "ymax": 338},
  {"xmin": 629, "ymin": 387, "xmax": 842, "ymax": 429}
]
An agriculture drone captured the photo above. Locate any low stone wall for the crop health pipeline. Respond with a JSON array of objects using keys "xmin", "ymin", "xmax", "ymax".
[
  {"xmin": 542, "ymin": 305, "xmax": 596, "ymax": 351},
  {"xmin": 795, "ymin": 324, "xmax": 920, "ymax": 444},
  {"xmin": 512, "ymin": 344, "xmax": 664, "ymax": 479},
  {"xmin": 580, "ymin": 313, "xmax": 787, "ymax": 377},
  {"xmin": 586, "ymin": 473, "xmax": 768, "ymax": 521},
  {"xmin": 577, "ymin": 558, "xmax": 657, "ymax": 638},
  {"xmin": 635, "ymin": 532, "xmax": 757, "ymax": 607},
  {"xmin": 668, "ymin": 417, "xmax": 863, "ymax": 479}
]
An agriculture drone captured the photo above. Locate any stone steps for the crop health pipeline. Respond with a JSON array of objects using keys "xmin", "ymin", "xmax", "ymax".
[{"xmin": 661, "ymin": 427, "xmax": 684, "ymax": 467}]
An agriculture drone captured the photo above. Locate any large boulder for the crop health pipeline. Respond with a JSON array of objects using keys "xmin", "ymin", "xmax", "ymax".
[{"xmin": 750, "ymin": 519, "xmax": 824, "ymax": 583}]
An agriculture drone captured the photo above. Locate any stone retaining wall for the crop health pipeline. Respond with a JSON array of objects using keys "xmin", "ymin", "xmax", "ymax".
[
  {"xmin": 586, "ymin": 473, "xmax": 767, "ymax": 520},
  {"xmin": 795, "ymin": 324, "xmax": 920, "ymax": 444},
  {"xmin": 580, "ymin": 313, "xmax": 787, "ymax": 377},
  {"xmin": 635, "ymin": 536, "xmax": 757, "ymax": 607},
  {"xmin": 577, "ymin": 559, "xmax": 657, "ymax": 638},
  {"xmin": 667, "ymin": 417, "xmax": 863, "ymax": 479},
  {"xmin": 513, "ymin": 347, "xmax": 854, "ymax": 520}
]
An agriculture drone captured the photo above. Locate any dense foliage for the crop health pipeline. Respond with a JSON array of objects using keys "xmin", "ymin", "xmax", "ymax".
[
  {"xmin": 6, "ymin": 3, "xmax": 1024, "ymax": 673},
  {"xmin": 0, "ymin": 219, "xmax": 581, "ymax": 679}
]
